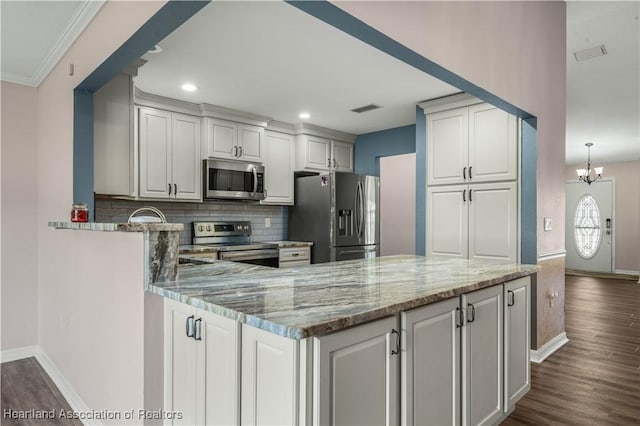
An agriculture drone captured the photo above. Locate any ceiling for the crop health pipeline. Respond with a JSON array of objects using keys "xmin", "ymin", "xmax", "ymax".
[{"xmin": 1, "ymin": 1, "xmax": 638, "ymax": 163}]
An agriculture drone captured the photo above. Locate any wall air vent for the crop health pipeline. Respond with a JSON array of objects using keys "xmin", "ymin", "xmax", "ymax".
[
  {"xmin": 574, "ymin": 45, "xmax": 607, "ymax": 62},
  {"xmin": 350, "ymin": 104, "xmax": 381, "ymax": 114}
]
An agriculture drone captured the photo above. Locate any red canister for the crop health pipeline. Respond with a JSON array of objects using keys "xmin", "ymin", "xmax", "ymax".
[{"xmin": 71, "ymin": 203, "xmax": 89, "ymax": 222}]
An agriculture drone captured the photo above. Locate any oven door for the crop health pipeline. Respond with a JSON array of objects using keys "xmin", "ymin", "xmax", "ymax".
[
  {"xmin": 218, "ymin": 248, "xmax": 279, "ymax": 267},
  {"xmin": 204, "ymin": 159, "xmax": 265, "ymax": 200}
]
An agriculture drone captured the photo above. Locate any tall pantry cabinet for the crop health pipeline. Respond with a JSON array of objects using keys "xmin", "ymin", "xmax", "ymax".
[{"xmin": 422, "ymin": 95, "xmax": 519, "ymax": 262}]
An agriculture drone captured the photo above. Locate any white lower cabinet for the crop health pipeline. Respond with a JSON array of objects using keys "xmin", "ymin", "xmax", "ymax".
[
  {"xmin": 504, "ymin": 277, "xmax": 531, "ymax": 413},
  {"xmin": 164, "ymin": 299, "xmax": 239, "ymax": 425},
  {"xmin": 164, "ymin": 278, "xmax": 529, "ymax": 425},
  {"xmin": 402, "ymin": 297, "xmax": 461, "ymax": 425},
  {"xmin": 462, "ymin": 284, "xmax": 504, "ymax": 426},
  {"xmin": 241, "ymin": 325, "xmax": 298, "ymax": 426},
  {"xmin": 314, "ymin": 316, "xmax": 398, "ymax": 426}
]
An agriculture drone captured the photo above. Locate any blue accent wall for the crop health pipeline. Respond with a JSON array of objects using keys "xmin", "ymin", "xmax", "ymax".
[
  {"xmin": 521, "ymin": 118, "xmax": 538, "ymax": 264},
  {"xmin": 73, "ymin": 90, "xmax": 94, "ymax": 213},
  {"xmin": 354, "ymin": 125, "xmax": 415, "ymax": 176},
  {"xmin": 415, "ymin": 106, "xmax": 426, "ymax": 255}
]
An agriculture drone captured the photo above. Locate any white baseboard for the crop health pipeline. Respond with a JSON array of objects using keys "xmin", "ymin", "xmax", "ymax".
[
  {"xmin": 1, "ymin": 345, "xmax": 39, "ymax": 363},
  {"xmin": 530, "ymin": 332, "xmax": 569, "ymax": 364},
  {"xmin": 2, "ymin": 345, "xmax": 99, "ymax": 426}
]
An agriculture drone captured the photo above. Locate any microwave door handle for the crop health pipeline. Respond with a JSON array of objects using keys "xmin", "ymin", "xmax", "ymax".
[{"xmin": 251, "ymin": 166, "xmax": 258, "ymax": 197}]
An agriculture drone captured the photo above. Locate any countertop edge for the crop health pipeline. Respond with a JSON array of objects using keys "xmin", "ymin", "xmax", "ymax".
[{"xmin": 147, "ymin": 267, "xmax": 536, "ymax": 340}]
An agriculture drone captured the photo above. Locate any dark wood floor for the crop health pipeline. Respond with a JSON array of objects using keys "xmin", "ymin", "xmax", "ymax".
[
  {"xmin": 1, "ymin": 357, "xmax": 82, "ymax": 426},
  {"xmin": 503, "ymin": 275, "xmax": 640, "ymax": 425}
]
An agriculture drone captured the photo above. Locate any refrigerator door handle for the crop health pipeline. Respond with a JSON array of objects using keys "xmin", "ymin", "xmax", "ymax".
[
  {"xmin": 358, "ymin": 182, "xmax": 365, "ymax": 238},
  {"xmin": 353, "ymin": 184, "xmax": 361, "ymax": 237}
]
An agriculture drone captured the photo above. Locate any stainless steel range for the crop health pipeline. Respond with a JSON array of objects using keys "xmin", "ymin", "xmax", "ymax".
[{"xmin": 193, "ymin": 221, "xmax": 279, "ymax": 267}]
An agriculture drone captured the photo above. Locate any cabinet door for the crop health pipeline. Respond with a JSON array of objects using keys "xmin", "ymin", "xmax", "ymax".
[
  {"xmin": 504, "ymin": 277, "xmax": 530, "ymax": 413},
  {"xmin": 164, "ymin": 300, "xmax": 199, "ymax": 426},
  {"xmin": 237, "ymin": 124, "xmax": 264, "ymax": 162},
  {"xmin": 426, "ymin": 185, "xmax": 468, "ymax": 258},
  {"xmin": 402, "ymin": 298, "xmax": 461, "ymax": 426},
  {"xmin": 139, "ymin": 107, "xmax": 171, "ymax": 198},
  {"xmin": 315, "ymin": 316, "xmax": 398, "ymax": 426},
  {"xmin": 331, "ymin": 140, "xmax": 353, "ymax": 172},
  {"xmin": 241, "ymin": 325, "xmax": 298, "ymax": 426},
  {"xmin": 171, "ymin": 113, "xmax": 201, "ymax": 200},
  {"xmin": 462, "ymin": 285, "xmax": 503, "ymax": 426},
  {"xmin": 427, "ymin": 107, "xmax": 469, "ymax": 185},
  {"xmin": 198, "ymin": 309, "xmax": 240, "ymax": 425},
  {"xmin": 468, "ymin": 181, "xmax": 517, "ymax": 262},
  {"xmin": 262, "ymin": 131, "xmax": 294, "ymax": 205},
  {"xmin": 206, "ymin": 118, "xmax": 237, "ymax": 160},
  {"xmin": 468, "ymin": 104, "xmax": 517, "ymax": 183},
  {"xmin": 303, "ymin": 135, "xmax": 331, "ymax": 171}
]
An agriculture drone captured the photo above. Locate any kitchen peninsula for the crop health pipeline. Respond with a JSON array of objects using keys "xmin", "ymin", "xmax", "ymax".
[{"xmin": 50, "ymin": 223, "xmax": 535, "ymax": 426}]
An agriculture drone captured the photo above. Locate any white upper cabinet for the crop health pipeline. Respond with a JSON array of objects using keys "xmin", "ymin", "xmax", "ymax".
[
  {"xmin": 204, "ymin": 118, "xmax": 264, "ymax": 162},
  {"xmin": 427, "ymin": 108, "xmax": 469, "ymax": 186},
  {"xmin": 427, "ymin": 102, "xmax": 517, "ymax": 186},
  {"xmin": 468, "ymin": 103, "xmax": 518, "ymax": 183},
  {"xmin": 331, "ymin": 140, "xmax": 354, "ymax": 172},
  {"xmin": 296, "ymin": 134, "xmax": 353, "ymax": 172},
  {"xmin": 138, "ymin": 107, "xmax": 201, "ymax": 200},
  {"xmin": 262, "ymin": 131, "xmax": 295, "ymax": 205}
]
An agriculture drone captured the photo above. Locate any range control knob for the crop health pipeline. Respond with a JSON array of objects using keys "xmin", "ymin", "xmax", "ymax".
[
  {"xmin": 198, "ymin": 225, "xmax": 204, "ymax": 232},
  {"xmin": 206, "ymin": 225, "xmax": 212, "ymax": 232}
]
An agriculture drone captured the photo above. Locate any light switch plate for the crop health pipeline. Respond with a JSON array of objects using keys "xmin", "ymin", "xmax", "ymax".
[
  {"xmin": 265, "ymin": 217, "xmax": 271, "ymax": 228},
  {"xmin": 544, "ymin": 217, "xmax": 552, "ymax": 231}
]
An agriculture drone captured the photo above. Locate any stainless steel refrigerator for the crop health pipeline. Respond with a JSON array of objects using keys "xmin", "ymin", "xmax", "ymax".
[{"xmin": 289, "ymin": 172, "xmax": 379, "ymax": 264}]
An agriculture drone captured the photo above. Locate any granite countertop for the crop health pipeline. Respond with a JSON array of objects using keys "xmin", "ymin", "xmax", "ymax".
[
  {"xmin": 148, "ymin": 255, "xmax": 537, "ymax": 340},
  {"xmin": 49, "ymin": 222, "xmax": 184, "ymax": 232}
]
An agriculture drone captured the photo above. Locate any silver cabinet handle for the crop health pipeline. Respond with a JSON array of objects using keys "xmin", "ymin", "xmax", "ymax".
[
  {"xmin": 469, "ymin": 166, "xmax": 473, "ymax": 180},
  {"xmin": 194, "ymin": 318, "xmax": 202, "ymax": 341},
  {"xmin": 174, "ymin": 183, "xmax": 177, "ymax": 197},
  {"xmin": 463, "ymin": 166, "xmax": 467, "ymax": 180},
  {"xmin": 185, "ymin": 315, "xmax": 195, "ymax": 338},
  {"xmin": 463, "ymin": 189, "xmax": 466, "ymax": 202},
  {"xmin": 467, "ymin": 303, "xmax": 476, "ymax": 323},
  {"xmin": 233, "ymin": 146, "xmax": 238, "ymax": 157},
  {"xmin": 238, "ymin": 146, "xmax": 243, "ymax": 157},
  {"xmin": 168, "ymin": 183, "xmax": 172, "ymax": 196},
  {"xmin": 469, "ymin": 189, "xmax": 473, "ymax": 202},
  {"xmin": 327, "ymin": 158, "xmax": 331, "ymax": 168},
  {"xmin": 391, "ymin": 329, "xmax": 400, "ymax": 355},
  {"xmin": 507, "ymin": 290, "xmax": 515, "ymax": 307},
  {"xmin": 333, "ymin": 158, "xmax": 337, "ymax": 168}
]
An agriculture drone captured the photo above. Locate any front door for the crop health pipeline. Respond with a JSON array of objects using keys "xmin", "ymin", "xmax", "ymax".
[{"xmin": 565, "ymin": 180, "xmax": 614, "ymax": 272}]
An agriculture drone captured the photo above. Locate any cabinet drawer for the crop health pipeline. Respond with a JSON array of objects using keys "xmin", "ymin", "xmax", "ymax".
[
  {"xmin": 279, "ymin": 247, "xmax": 310, "ymax": 262},
  {"xmin": 279, "ymin": 259, "xmax": 310, "ymax": 268}
]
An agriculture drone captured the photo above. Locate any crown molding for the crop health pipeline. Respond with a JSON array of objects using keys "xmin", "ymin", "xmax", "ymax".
[
  {"xmin": 418, "ymin": 92, "xmax": 482, "ymax": 115},
  {"xmin": 294, "ymin": 122, "xmax": 356, "ymax": 143}
]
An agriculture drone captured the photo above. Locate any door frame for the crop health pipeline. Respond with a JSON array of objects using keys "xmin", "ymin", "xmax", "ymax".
[{"xmin": 565, "ymin": 177, "xmax": 616, "ymax": 272}]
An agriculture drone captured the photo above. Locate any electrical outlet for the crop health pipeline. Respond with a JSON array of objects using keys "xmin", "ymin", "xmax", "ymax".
[
  {"xmin": 544, "ymin": 217, "xmax": 552, "ymax": 231},
  {"xmin": 265, "ymin": 217, "xmax": 271, "ymax": 228}
]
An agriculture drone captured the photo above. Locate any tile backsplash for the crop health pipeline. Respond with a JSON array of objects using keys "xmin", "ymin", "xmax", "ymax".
[{"xmin": 95, "ymin": 199, "xmax": 288, "ymax": 245}]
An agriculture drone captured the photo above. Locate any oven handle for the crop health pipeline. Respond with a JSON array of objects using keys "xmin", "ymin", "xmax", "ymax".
[
  {"xmin": 251, "ymin": 166, "xmax": 258, "ymax": 198},
  {"xmin": 219, "ymin": 249, "xmax": 279, "ymax": 261}
]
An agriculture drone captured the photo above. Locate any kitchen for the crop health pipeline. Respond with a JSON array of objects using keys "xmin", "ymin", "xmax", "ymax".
[{"xmin": 2, "ymin": 1, "xmax": 569, "ymax": 426}]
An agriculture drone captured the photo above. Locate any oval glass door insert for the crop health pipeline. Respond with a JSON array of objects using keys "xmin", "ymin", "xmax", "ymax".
[{"xmin": 574, "ymin": 194, "xmax": 602, "ymax": 259}]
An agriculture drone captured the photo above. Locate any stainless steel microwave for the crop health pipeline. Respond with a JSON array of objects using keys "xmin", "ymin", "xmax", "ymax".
[{"xmin": 203, "ymin": 159, "xmax": 266, "ymax": 201}]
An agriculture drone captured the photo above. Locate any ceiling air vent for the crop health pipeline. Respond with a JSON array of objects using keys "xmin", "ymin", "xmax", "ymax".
[
  {"xmin": 574, "ymin": 45, "xmax": 607, "ymax": 62},
  {"xmin": 350, "ymin": 104, "xmax": 381, "ymax": 114}
]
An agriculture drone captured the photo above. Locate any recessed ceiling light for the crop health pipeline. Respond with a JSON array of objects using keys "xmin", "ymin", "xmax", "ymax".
[
  {"xmin": 181, "ymin": 83, "xmax": 197, "ymax": 92},
  {"xmin": 299, "ymin": 112, "xmax": 310, "ymax": 119}
]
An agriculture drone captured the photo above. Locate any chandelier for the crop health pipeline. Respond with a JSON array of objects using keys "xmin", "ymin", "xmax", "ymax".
[{"xmin": 576, "ymin": 142, "xmax": 603, "ymax": 185}]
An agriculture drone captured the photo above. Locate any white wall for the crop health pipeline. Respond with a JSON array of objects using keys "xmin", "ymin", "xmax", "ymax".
[
  {"xmin": 380, "ymin": 154, "xmax": 416, "ymax": 256},
  {"xmin": 1, "ymin": 82, "xmax": 39, "ymax": 350},
  {"xmin": 335, "ymin": 1, "xmax": 567, "ymax": 347}
]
